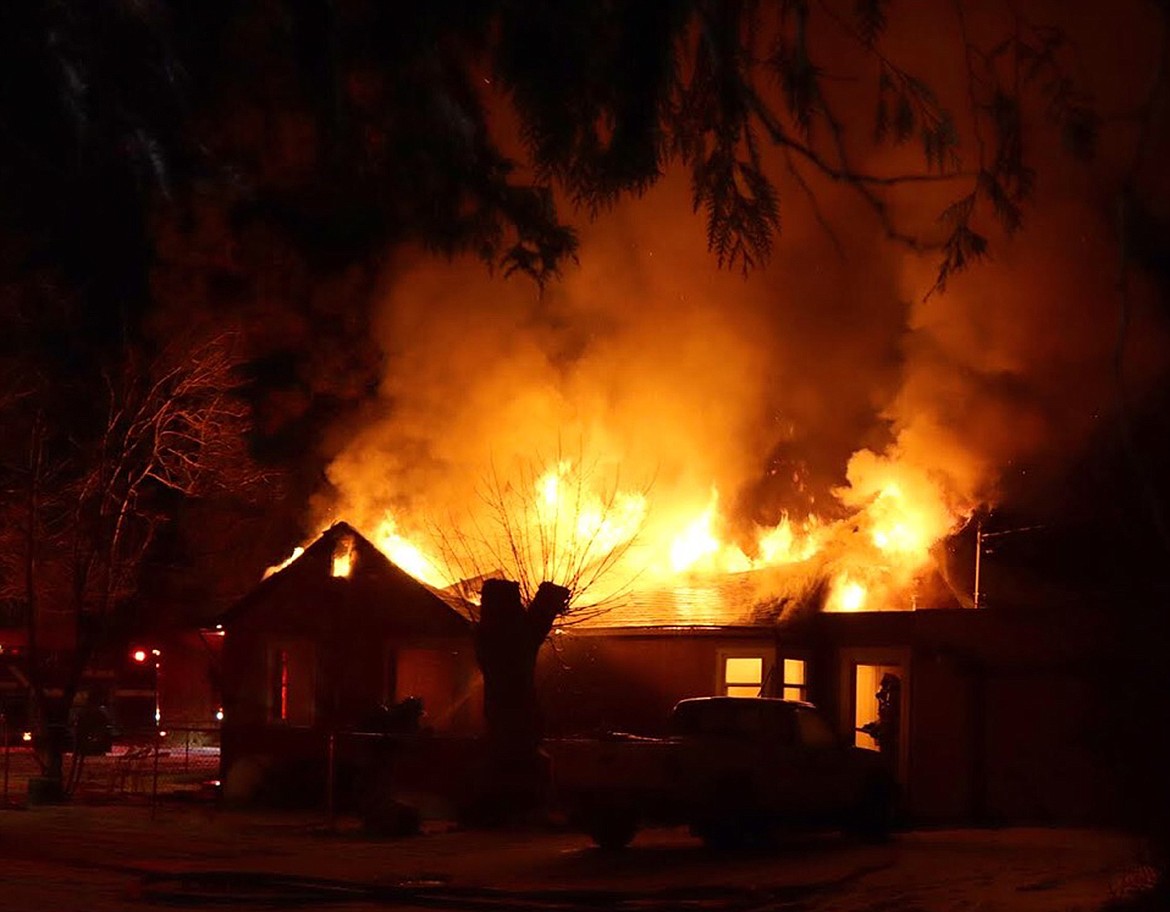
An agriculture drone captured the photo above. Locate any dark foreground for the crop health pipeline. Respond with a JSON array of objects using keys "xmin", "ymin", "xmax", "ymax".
[{"xmin": 0, "ymin": 803, "xmax": 1155, "ymax": 911}]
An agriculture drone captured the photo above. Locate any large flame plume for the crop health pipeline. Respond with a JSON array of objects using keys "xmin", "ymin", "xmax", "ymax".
[
  {"xmin": 273, "ymin": 87, "xmax": 1165, "ymax": 618},
  {"xmin": 268, "ymin": 169, "xmax": 1005, "ymax": 614}
]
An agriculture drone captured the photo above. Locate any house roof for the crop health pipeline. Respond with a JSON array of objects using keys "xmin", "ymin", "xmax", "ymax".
[
  {"xmin": 563, "ymin": 563, "xmax": 820, "ymax": 630},
  {"xmin": 562, "ymin": 560, "xmax": 965, "ymax": 630},
  {"xmin": 222, "ymin": 521, "xmax": 968, "ymax": 637},
  {"xmin": 219, "ymin": 522, "xmax": 473, "ymax": 637}
]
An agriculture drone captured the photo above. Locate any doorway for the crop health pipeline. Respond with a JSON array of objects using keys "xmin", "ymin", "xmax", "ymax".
[
  {"xmin": 854, "ymin": 662, "xmax": 903, "ymax": 750},
  {"xmin": 839, "ymin": 649, "xmax": 910, "ymax": 787}
]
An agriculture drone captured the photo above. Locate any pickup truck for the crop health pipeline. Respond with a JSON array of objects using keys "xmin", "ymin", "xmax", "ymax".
[{"xmin": 547, "ymin": 696, "xmax": 899, "ymax": 849}]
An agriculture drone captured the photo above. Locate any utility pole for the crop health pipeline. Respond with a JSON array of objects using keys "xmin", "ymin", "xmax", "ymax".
[
  {"xmin": 973, "ymin": 521, "xmax": 1045, "ymax": 610},
  {"xmin": 973, "ymin": 520, "xmax": 984, "ymax": 609}
]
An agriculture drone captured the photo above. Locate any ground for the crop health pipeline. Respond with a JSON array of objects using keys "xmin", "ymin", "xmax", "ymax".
[{"xmin": 0, "ymin": 800, "xmax": 1154, "ymax": 912}]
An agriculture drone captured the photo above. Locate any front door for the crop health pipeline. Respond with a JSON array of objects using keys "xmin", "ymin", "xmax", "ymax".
[{"xmin": 853, "ymin": 662, "xmax": 905, "ymax": 779}]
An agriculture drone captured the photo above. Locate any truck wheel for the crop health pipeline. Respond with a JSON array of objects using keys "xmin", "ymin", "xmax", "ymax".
[
  {"xmin": 696, "ymin": 820, "xmax": 744, "ymax": 850},
  {"xmin": 849, "ymin": 776, "xmax": 898, "ymax": 843},
  {"xmin": 587, "ymin": 813, "xmax": 638, "ymax": 850},
  {"xmin": 695, "ymin": 815, "xmax": 774, "ymax": 850}
]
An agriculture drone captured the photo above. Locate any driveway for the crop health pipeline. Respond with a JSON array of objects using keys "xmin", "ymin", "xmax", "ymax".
[{"xmin": 0, "ymin": 804, "xmax": 1152, "ymax": 911}]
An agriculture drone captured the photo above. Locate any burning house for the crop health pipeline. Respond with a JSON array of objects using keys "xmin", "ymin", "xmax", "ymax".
[
  {"xmin": 222, "ymin": 502, "xmax": 1115, "ymax": 826},
  {"xmin": 536, "ymin": 592, "xmax": 1115, "ymax": 826},
  {"xmin": 216, "ymin": 523, "xmax": 480, "ymax": 802},
  {"xmin": 212, "ymin": 145, "xmax": 1161, "ymax": 821}
]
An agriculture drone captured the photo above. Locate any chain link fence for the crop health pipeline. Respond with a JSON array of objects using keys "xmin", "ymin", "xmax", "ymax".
[{"xmin": 1, "ymin": 716, "xmax": 220, "ymax": 809}]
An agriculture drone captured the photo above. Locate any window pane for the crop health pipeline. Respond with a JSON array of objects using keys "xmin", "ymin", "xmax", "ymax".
[
  {"xmin": 279, "ymin": 650, "xmax": 289, "ymax": 721},
  {"xmin": 783, "ymin": 686, "xmax": 805, "ymax": 702},
  {"xmin": 727, "ymin": 685, "xmax": 762, "ymax": 698},
  {"xmin": 783, "ymin": 658, "xmax": 806, "ymax": 686},
  {"xmin": 724, "ymin": 657, "xmax": 763, "ymax": 685},
  {"xmin": 269, "ymin": 641, "xmax": 315, "ymax": 727}
]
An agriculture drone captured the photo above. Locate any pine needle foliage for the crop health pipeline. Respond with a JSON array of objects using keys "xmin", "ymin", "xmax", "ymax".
[{"xmin": 0, "ymin": 1, "xmax": 1101, "ymax": 297}]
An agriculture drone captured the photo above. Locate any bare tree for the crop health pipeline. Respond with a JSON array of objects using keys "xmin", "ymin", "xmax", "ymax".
[
  {"xmin": 0, "ymin": 331, "xmax": 265, "ymax": 795},
  {"xmin": 438, "ymin": 458, "xmax": 647, "ymax": 614},
  {"xmin": 425, "ymin": 455, "xmax": 647, "ymax": 820}
]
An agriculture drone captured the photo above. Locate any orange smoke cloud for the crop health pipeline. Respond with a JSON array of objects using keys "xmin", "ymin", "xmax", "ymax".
[{"xmin": 305, "ymin": 1, "xmax": 1168, "ymax": 615}]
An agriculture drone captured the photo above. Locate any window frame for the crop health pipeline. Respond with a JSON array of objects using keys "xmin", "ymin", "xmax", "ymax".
[
  {"xmin": 780, "ymin": 657, "xmax": 809, "ymax": 702},
  {"xmin": 716, "ymin": 647, "xmax": 774, "ymax": 698},
  {"xmin": 266, "ymin": 639, "xmax": 316, "ymax": 727}
]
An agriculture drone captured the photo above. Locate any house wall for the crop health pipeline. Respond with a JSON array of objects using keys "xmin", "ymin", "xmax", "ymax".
[
  {"xmin": 903, "ymin": 650, "xmax": 977, "ymax": 822},
  {"xmin": 537, "ymin": 628, "xmax": 813, "ymax": 736},
  {"xmin": 819, "ymin": 608, "xmax": 1117, "ymax": 825},
  {"xmin": 219, "ymin": 566, "xmax": 479, "ymax": 805},
  {"xmin": 541, "ymin": 608, "xmax": 1117, "ymax": 827}
]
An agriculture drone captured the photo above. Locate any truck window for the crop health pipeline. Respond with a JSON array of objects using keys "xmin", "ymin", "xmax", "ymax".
[
  {"xmin": 795, "ymin": 707, "xmax": 838, "ymax": 748},
  {"xmin": 671, "ymin": 702, "xmax": 763, "ymax": 737},
  {"xmin": 670, "ymin": 699, "xmax": 796, "ymax": 745}
]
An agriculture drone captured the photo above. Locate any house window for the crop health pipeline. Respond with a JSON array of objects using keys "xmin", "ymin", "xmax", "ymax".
[
  {"xmin": 267, "ymin": 640, "xmax": 315, "ymax": 726},
  {"xmin": 782, "ymin": 658, "xmax": 808, "ymax": 702},
  {"xmin": 277, "ymin": 650, "xmax": 289, "ymax": 720},
  {"xmin": 722, "ymin": 656, "xmax": 765, "ymax": 698}
]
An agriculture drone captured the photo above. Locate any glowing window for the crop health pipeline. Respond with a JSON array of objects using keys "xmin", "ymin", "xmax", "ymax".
[
  {"xmin": 268, "ymin": 641, "xmax": 315, "ymax": 726},
  {"xmin": 854, "ymin": 663, "xmax": 901, "ymax": 751},
  {"xmin": 782, "ymin": 658, "xmax": 808, "ymax": 702},
  {"xmin": 723, "ymin": 656, "xmax": 764, "ymax": 698},
  {"xmin": 278, "ymin": 650, "xmax": 289, "ymax": 721}
]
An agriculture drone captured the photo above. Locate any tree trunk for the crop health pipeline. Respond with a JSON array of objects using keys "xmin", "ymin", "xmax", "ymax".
[
  {"xmin": 470, "ymin": 579, "xmax": 568, "ymax": 823},
  {"xmin": 28, "ymin": 694, "xmax": 67, "ymax": 803}
]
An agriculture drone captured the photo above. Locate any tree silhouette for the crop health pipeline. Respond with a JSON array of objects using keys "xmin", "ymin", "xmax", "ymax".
[
  {"xmin": 0, "ymin": 319, "xmax": 265, "ymax": 794},
  {"xmin": 0, "ymin": 1, "xmax": 1110, "ymax": 305},
  {"xmin": 425, "ymin": 456, "xmax": 646, "ymax": 819}
]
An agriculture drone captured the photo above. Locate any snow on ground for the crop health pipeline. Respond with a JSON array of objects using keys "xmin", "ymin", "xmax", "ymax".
[{"xmin": 0, "ymin": 803, "xmax": 1151, "ymax": 911}]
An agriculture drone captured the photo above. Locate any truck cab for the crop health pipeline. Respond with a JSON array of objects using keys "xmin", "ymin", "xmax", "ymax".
[{"xmin": 552, "ymin": 697, "xmax": 898, "ymax": 849}]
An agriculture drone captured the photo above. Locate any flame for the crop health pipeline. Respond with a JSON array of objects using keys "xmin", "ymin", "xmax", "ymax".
[
  {"xmin": 331, "ymin": 534, "xmax": 355, "ymax": 578},
  {"xmin": 826, "ymin": 575, "xmax": 868, "ymax": 612},
  {"xmin": 271, "ymin": 443, "xmax": 970, "ymax": 615},
  {"xmin": 669, "ymin": 489, "xmax": 722, "ymax": 573},
  {"xmin": 537, "ymin": 461, "xmax": 571, "ymax": 511},
  {"xmin": 371, "ymin": 516, "xmax": 447, "ymax": 588},
  {"xmin": 263, "ymin": 546, "xmax": 304, "ymax": 579},
  {"xmin": 757, "ymin": 515, "xmax": 824, "ymax": 564}
]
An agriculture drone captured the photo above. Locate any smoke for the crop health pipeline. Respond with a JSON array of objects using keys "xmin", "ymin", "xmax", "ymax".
[
  {"xmin": 317, "ymin": 2, "xmax": 1168, "ymax": 608},
  {"xmin": 322, "ymin": 171, "xmax": 792, "ymax": 546}
]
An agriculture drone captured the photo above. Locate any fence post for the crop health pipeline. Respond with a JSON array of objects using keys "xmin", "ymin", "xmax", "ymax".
[
  {"xmin": 2, "ymin": 712, "xmax": 8, "ymax": 807},
  {"xmin": 326, "ymin": 731, "xmax": 336, "ymax": 830},
  {"xmin": 151, "ymin": 734, "xmax": 160, "ymax": 820}
]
